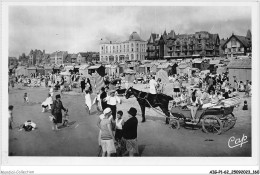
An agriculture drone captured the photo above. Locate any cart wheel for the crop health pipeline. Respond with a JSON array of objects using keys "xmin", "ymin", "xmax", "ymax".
[
  {"xmin": 222, "ymin": 114, "xmax": 237, "ymax": 131},
  {"xmin": 202, "ymin": 115, "xmax": 223, "ymax": 135},
  {"xmin": 169, "ymin": 118, "xmax": 180, "ymax": 130}
]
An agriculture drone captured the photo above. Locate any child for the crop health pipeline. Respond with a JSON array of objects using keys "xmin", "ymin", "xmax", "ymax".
[
  {"xmin": 24, "ymin": 93, "xmax": 29, "ymax": 103},
  {"xmin": 85, "ymin": 90, "xmax": 92, "ymax": 115},
  {"xmin": 242, "ymin": 100, "xmax": 248, "ymax": 110},
  {"xmin": 9, "ymin": 105, "xmax": 14, "ymax": 129},
  {"xmin": 49, "ymin": 86, "xmax": 54, "ymax": 97},
  {"xmin": 62, "ymin": 109, "xmax": 69, "ymax": 127},
  {"xmin": 20, "ymin": 120, "xmax": 37, "ymax": 131},
  {"xmin": 115, "ymin": 110, "xmax": 124, "ymax": 142}
]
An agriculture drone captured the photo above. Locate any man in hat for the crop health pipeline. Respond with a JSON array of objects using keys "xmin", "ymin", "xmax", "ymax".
[
  {"xmin": 105, "ymin": 89, "xmax": 121, "ymax": 120},
  {"xmin": 122, "ymin": 107, "xmax": 139, "ymax": 157}
]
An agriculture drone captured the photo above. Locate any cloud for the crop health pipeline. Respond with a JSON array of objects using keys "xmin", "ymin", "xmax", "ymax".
[{"xmin": 8, "ymin": 6, "xmax": 251, "ymax": 58}]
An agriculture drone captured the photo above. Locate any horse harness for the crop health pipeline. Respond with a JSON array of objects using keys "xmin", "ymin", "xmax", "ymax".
[{"xmin": 137, "ymin": 91, "xmax": 162, "ymax": 106}]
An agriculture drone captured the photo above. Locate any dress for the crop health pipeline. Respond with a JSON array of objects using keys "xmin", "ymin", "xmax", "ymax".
[
  {"xmin": 85, "ymin": 93, "xmax": 92, "ymax": 110},
  {"xmin": 51, "ymin": 100, "xmax": 66, "ymax": 124}
]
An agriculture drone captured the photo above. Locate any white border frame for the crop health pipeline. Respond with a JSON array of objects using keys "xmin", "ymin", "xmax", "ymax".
[{"xmin": 1, "ymin": 1, "xmax": 259, "ymax": 174}]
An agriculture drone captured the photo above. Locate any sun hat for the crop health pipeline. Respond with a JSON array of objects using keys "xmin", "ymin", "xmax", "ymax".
[
  {"xmin": 103, "ymin": 108, "xmax": 111, "ymax": 115},
  {"xmin": 128, "ymin": 107, "xmax": 137, "ymax": 117}
]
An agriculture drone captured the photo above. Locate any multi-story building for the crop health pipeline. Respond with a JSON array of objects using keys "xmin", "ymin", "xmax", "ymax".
[
  {"xmin": 146, "ymin": 33, "xmax": 160, "ymax": 60},
  {"xmin": 28, "ymin": 49, "xmax": 45, "ymax": 65},
  {"xmin": 99, "ymin": 31, "xmax": 147, "ymax": 62},
  {"xmin": 147, "ymin": 30, "xmax": 220, "ymax": 60},
  {"xmin": 222, "ymin": 30, "xmax": 251, "ymax": 58},
  {"xmin": 50, "ymin": 51, "xmax": 68, "ymax": 65}
]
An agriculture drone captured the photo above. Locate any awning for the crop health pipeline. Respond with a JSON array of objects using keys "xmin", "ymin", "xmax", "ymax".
[{"xmin": 88, "ymin": 65, "xmax": 100, "ymax": 69}]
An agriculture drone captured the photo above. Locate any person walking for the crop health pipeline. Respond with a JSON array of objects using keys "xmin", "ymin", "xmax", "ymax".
[
  {"xmin": 122, "ymin": 107, "xmax": 139, "ymax": 157},
  {"xmin": 51, "ymin": 94, "xmax": 67, "ymax": 131},
  {"xmin": 80, "ymin": 78, "xmax": 86, "ymax": 93}
]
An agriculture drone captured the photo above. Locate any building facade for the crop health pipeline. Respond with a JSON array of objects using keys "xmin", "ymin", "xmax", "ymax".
[
  {"xmin": 28, "ymin": 49, "xmax": 45, "ymax": 65},
  {"xmin": 222, "ymin": 30, "xmax": 251, "ymax": 58},
  {"xmin": 99, "ymin": 32, "xmax": 147, "ymax": 62},
  {"xmin": 146, "ymin": 33, "xmax": 160, "ymax": 60},
  {"xmin": 147, "ymin": 30, "xmax": 220, "ymax": 60},
  {"xmin": 50, "ymin": 51, "xmax": 68, "ymax": 65}
]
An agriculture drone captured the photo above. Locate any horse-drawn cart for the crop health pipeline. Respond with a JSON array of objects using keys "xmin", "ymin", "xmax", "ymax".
[{"xmin": 169, "ymin": 97, "xmax": 241, "ymax": 135}]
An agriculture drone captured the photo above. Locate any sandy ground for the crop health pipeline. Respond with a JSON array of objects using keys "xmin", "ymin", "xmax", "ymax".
[{"xmin": 8, "ymin": 83, "xmax": 251, "ymax": 157}]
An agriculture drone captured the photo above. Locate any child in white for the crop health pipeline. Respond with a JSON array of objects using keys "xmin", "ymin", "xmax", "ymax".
[
  {"xmin": 49, "ymin": 86, "xmax": 54, "ymax": 97},
  {"xmin": 85, "ymin": 90, "xmax": 92, "ymax": 114}
]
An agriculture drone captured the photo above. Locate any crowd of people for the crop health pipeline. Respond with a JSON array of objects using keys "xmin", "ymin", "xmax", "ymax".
[{"xmin": 8, "ymin": 67, "xmax": 251, "ymax": 156}]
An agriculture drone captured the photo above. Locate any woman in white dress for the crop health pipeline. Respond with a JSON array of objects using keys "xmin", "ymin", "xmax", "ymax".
[{"xmin": 85, "ymin": 89, "xmax": 92, "ymax": 115}]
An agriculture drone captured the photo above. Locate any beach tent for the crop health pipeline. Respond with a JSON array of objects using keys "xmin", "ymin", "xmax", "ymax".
[
  {"xmin": 227, "ymin": 59, "xmax": 251, "ymax": 87},
  {"xmin": 15, "ymin": 66, "xmax": 28, "ymax": 76},
  {"xmin": 156, "ymin": 69, "xmax": 169, "ymax": 84}
]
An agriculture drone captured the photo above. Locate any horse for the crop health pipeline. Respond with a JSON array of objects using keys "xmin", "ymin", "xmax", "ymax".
[{"xmin": 125, "ymin": 87, "xmax": 173, "ymax": 124}]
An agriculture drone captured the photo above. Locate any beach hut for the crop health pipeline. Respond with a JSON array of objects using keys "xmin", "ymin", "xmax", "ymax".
[
  {"xmin": 110, "ymin": 65, "xmax": 118, "ymax": 76},
  {"xmin": 177, "ymin": 63, "xmax": 191, "ymax": 76},
  {"xmin": 157, "ymin": 63, "xmax": 172, "ymax": 75},
  {"xmin": 216, "ymin": 64, "xmax": 227, "ymax": 75},
  {"xmin": 138, "ymin": 65, "xmax": 146, "ymax": 74},
  {"xmin": 227, "ymin": 59, "xmax": 251, "ymax": 87},
  {"xmin": 156, "ymin": 69, "xmax": 169, "ymax": 84},
  {"xmin": 36, "ymin": 67, "xmax": 45, "ymax": 75},
  {"xmin": 15, "ymin": 66, "xmax": 28, "ymax": 76},
  {"xmin": 149, "ymin": 63, "xmax": 158, "ymax": 73},
  {"xmin": 79, "ymin": 64, "xmax": 90, "ymax": 77},
  {"xmin": 64, "ymin": 65, "xmax": 74, "ymax": 71},
  {"xmin": 44, "ymin": 66, "xmax": 53, "ymax": 75},
  {"xmin": 53, "ymin": 66, "xmax": 61, "ymax": 74},
  {"xmin": 27, "ymin": 67, "xmax": 37, "ymax": 76},
  {"xmin": 209, "ymin": 60, "xmax": 220, "ymax": 74},
  {"xmin": 192, "ymin": 59, "xmax": 209, "ymax": 70},
  {"xmin": 124, "ymin": 69, "xmax": 136, "ymax": 83}
]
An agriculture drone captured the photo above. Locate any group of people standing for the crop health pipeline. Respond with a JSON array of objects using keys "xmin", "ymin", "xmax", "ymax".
[{"xmin": 97, "ymin": 107, "xmax": 139, "ymax": 157}]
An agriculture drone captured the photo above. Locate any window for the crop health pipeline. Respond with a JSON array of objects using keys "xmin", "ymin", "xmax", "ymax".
[
  {"xmin": 131, "ymin": 54, "xmax": 134, "ymax": 60},
  {"xmin": 231, "ymin": 39, "xmax": 236, "ymax": 46}
]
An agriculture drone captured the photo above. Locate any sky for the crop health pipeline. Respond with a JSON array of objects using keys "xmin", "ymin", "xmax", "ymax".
[{"xmin": 9, "ymin": 6, "xmax": 251, "ymax": 58}]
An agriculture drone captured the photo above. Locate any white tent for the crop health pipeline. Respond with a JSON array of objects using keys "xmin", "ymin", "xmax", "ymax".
[{"xmin": 156, "ymin": 69, "xmax": 169, "ymax": 84}]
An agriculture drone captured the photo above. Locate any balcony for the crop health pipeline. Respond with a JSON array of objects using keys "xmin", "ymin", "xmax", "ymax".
[{"xmin": 196, "ymin": 47, "xmax": 202, "ymax": 51}]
